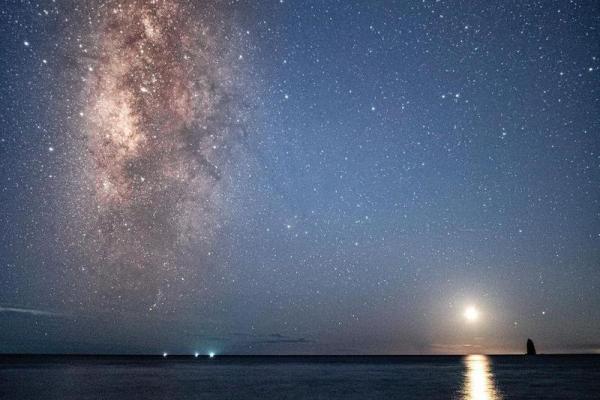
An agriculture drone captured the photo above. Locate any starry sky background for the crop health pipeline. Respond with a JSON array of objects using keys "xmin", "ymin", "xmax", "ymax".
[{"xmin": 0, "ymin": 0, "xmax": 599, "ymax": 355}]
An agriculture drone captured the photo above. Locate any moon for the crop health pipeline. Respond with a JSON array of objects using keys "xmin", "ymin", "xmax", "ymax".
[{"xmin": 464, "ymin": 306, "xmax": 480, "ymax": 322}]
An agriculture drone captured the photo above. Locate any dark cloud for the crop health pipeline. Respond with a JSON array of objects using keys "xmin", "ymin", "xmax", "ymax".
[{"xmin": 252, "ymin": 333, "xmax": 314, "ymax": 345}]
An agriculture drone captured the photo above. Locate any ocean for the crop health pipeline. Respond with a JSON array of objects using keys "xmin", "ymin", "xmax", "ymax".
[{"xmin": 0, "ymin": 354, "xmax": 598, "ymax": 399}]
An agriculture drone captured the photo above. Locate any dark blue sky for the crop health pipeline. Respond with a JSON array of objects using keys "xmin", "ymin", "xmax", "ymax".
[{"xmin": 0, "ymin": 0, "xmax": 598, "ymax": 355}]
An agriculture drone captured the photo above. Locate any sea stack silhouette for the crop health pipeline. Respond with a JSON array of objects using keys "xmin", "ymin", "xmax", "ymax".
[{"xmin": 526, "ymin": 338, "xmax": 537, "ymax": 355}]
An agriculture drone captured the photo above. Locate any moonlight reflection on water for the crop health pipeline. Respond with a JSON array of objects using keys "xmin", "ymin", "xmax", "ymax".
[{"xmin": 461, "ymin": 355, "xmax": 502, "ymax": 400}]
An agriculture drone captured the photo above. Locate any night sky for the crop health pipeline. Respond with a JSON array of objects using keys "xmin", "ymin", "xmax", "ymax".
[{"xmin": 1, "ymin": 0, "xmax": 598, "ymax": 355}]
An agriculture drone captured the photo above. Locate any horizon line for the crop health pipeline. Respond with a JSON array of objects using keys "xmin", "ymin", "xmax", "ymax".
[{"xmin": 1, "ymin": 352, "xmax": 598, "ymax": 357}]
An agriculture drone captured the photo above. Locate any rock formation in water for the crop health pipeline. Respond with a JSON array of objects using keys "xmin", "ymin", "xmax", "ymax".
[{"xmin": 526, "ymin": 338, "xmax": 537, "ymax": 355}]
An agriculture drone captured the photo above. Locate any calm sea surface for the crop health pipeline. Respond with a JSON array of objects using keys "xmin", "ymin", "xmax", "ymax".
[{"xmin": 0, "ymin": 355, "xmax": 598, "ymax": 399}]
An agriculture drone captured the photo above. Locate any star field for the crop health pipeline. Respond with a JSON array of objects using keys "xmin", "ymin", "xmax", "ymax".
[{"xmin": 0, "ymin": 0, "xmax": 598, "ymax": 355}]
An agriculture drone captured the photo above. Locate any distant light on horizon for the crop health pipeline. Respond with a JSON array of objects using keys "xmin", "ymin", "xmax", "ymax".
[
  {"xmin": 163, "ymin": 352, "xmax": 168, "ymax": 358},
  {"xmin": 194, "ymin": 352, "xmax": 199, "ymax": 358},
  {"xmin": 209, "ymin": 352, "xmax": 215, "ymax": 358}
]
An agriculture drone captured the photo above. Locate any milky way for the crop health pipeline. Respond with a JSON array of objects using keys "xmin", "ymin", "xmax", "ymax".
[{"xmin": 67, "ymin": 0, "xmax": 249, "ymax": 312}]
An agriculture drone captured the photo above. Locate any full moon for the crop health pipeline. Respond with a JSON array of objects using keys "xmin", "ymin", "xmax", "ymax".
[{"xmin": 464, "ymin": 306, "xmax": 479, "ymax": 322}]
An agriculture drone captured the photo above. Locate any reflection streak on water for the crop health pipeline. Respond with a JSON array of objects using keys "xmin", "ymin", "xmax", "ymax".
[{"xmin": 462, "ymin": 354, "xmax": 502, "ymax": 400}]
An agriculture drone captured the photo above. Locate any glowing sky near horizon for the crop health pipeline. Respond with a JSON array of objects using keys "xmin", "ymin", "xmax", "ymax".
[{"xmin": 0, "ymin": 0, "xmax": 598, "ymax": 355}]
